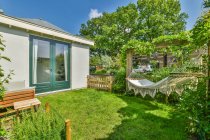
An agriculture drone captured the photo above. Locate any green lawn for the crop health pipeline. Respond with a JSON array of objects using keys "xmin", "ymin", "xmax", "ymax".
[{"xmin": 38, "ymin": 89, "xmax": 187, "ymax": 140}]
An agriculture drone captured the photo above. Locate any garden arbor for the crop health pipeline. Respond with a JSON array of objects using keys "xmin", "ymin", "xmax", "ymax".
[
  {"xmin": 125, "ymin": 32, "xmax": 192, "ymax": 78},
  {"xmin": 123, "ymin": 32, "xmax": 203, "ymax": 103},
  {"xmin": 124, "ymin": 32, "xmax": 202, "ymax": 103}
]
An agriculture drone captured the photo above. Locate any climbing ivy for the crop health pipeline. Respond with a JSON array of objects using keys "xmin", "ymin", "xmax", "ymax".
[
  {"xmin": 121, "ymin": 40, "xmax": 155, "ymax": 56},
  {"xmin": 152, "ymin": 31, "xmax": 192, "ymax": 46},
  {"xmin": 192, "ymin": 11, "xmax": 210, "ymax": 47},
  {"xmin": 120, "ymin": 40, "xmax": 155, "ymax": 65},
  {"xmin": 121, "ymin": 32, "xmax": 193, "ymax": 64}
]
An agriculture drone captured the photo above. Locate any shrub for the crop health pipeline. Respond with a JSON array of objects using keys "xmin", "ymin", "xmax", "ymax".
[
  {"xmin": 0, "ymin": 34, "xmax": 13, "ymax": 100},
  {"xmin": 94, "ymin": 69, "xmax": 107, "ymax": 74},
  {"xmin": 112, "ymin": 67, "xmax": 126, "ymax": 93},
  {"xmin": 178, "ymin": 78, "xmax": 208, "ymax": 139},
  {"xmin": 145, "ymin": 67, "xmax": 172, "ymax": 82},
  {"xmin": 11, "ymin": 107, "xmax": 65, "ymax": 140}
]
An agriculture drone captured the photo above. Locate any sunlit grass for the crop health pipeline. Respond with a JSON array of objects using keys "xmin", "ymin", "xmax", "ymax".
[{"xmin": 38, "ymin": 89, "xmax": 187, "ymax": 140}]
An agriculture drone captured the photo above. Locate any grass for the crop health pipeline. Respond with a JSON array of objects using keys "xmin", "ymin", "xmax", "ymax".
[{"xmin": 38, "ymin": 89, "xmax": 187, "ymax": 140}]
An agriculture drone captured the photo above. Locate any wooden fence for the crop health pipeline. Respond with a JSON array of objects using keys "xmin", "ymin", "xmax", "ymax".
[{"xmin": 87, "ymin": 75, "xmax": 114, "ymax": 92}]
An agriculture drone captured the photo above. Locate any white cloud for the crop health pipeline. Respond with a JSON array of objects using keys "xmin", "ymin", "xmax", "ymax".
[{"xmin": 89, "ymin": 9, "xmax": 102, "ymax": 19}]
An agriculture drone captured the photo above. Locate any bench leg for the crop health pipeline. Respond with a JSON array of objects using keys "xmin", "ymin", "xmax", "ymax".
[
  {"xmin": 16, "ymin": 109, "xmax": 19, "ymax": 118},
  {"xmin": 16, "ymin": 109, "xmax": 20, "ymax": 122},
  {"xmin": 34, "ymin": 104, "xmax": 40, "ymax": 112}
]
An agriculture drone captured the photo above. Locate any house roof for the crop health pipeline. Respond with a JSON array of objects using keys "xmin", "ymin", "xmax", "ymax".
[
  {"xmin": 0, "ymin": 14, "xmax": 94, "ymax": 46},
  {"xmin": 19, "ymin": 18, "xmax": 67, "ymax": 33}
]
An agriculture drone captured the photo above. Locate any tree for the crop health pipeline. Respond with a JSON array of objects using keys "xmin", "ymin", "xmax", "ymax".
[
  {"xmin": 136, "ymin": 0, "xmax": 188, "ymax": 42},
  {"xmin": 0, "ymin": 35, "xmax": 13, "ymax": 99},
  {"xmin": 204, "ymin": 0, "xmax": 210, "ymax": 7},
  {"xmin": 80, "ymin": 3, "xmax": 138, "ymax": 57},
  {"xmin": 80, "ymin": 0, "xmax": 187, "ymax": 58}
]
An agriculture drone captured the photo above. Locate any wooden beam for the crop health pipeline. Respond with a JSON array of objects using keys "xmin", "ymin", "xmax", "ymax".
[
  {"xmin": 126, "ymin": 50, "xmax": 133, "ymax": 91},
  {"xmin": 126, "ymin": 50, "xmax": 133, "ymax": 77},
  {"xmin": 207, "ymin": 42, "xmax": 210, "ymax": 121}
]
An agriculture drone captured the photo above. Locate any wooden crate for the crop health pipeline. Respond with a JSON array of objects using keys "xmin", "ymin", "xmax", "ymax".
[{"xmin": 87, "ymin": 75, "xmax": 114, "ymax": 92}]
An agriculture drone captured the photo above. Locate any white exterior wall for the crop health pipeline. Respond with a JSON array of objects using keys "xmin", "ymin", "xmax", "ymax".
[
  {"xmin": 71, "ymin": 43, "xmax": 89, "ymax": 89},
  {"xmin": 0, "ymin": 26, "xmax": 30, "ymax": 88},
  {"xmin": 0, "ymin": 26, "xmax": 90, "ymax": 92}
]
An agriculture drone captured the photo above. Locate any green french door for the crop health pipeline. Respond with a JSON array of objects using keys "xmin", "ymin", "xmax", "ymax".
[{"xmin": 30, "ymin": 36, "xmax": 70, "ymax": 93}]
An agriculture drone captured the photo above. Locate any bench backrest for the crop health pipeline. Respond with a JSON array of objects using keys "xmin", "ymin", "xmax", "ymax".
[{"xmin": 0, "ymin": 89, "xmax": 35, "ymax": 108}]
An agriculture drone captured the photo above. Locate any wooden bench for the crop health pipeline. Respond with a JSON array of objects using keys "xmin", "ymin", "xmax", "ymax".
[{"xmin": 0, "ymin": 88, "xmax": 41, "ymax": 117}]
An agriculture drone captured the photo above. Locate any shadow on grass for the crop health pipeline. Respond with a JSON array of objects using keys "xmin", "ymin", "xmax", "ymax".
[{"xmin": 99, "ymin": 94, "xmax": 187, "ymax": 140}]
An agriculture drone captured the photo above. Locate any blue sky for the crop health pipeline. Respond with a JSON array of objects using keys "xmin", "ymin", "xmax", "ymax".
[{"xmin": 0, "ymin": 0, "xmax": 204, "ymax": 34}]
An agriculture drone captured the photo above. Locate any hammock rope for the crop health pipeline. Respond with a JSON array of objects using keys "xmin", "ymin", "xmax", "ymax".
[
  {"xmin": 127, "ymin": 49, "xmax": 206, "ymax": 98},
  {"xmin": 127, "ymin": 75, "xmax": 198, "ymax": 98}
]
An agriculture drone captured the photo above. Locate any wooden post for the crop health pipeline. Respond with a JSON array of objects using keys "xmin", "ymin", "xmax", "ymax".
[
  {"xmin": 205, "ymin": 42, "xmax": 210, "ymax": 139},
  {"xmin": 109, "ymin": 76, "xmax": 113, "ymax": 92},
  {"xmin": 126, "ymin": 50, "xmax": 133, "ymax": 91},
  {"xmin": 65, "ymin": 119, "xmax": 71, "ymax": 140},
  {"xmin": 165, "ymin": 95, "xmax": 169, "ymax": 104},
  {"xmin": 87, "ymin": 75, "xmax": 89, "ymax": 88},
  {"xmin": 163, "ymin": 53, "xmax": 167, "ymax": 67},
  {"xmin": 45, "ymin": 103, "xmax": 50, "ymax": 113},
  {"xmin": 16, "ymin": 109, "xmax": 19, "ymax": 118},
  {"xmin": 207, "ymin": 42, "xmax": 210, "ymax": 118}
]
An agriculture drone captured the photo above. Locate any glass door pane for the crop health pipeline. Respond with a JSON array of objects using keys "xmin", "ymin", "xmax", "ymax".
[
  {"xmin": 32, "ymin": 39, "xmax": 51, "ymax": 84},
  {"xmin": 55, "ymin": 43, "xmax": 68, "ymax": 81}
]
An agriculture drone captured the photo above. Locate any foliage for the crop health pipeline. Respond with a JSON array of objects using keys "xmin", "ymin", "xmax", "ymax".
[
  {"xmin": 90, "ymin": 55, "xmax": 101, "ymax": 66},
  {"xmin": 192, "ymin": 6, "xmax": 210, "ymax": 139},
  {"xmin": 80, "ymin": 3, "xmax": 138, "ymax": 57},
  {"xmin": 136, "ymin": 0, "xmax": 188, "ymax": 42},
  {"xmin": 91, "ymin": 55, "xmax": 121, "ymax": 74},
  {"xmin": 121, "ymin": 33, "xmax": 194, "ymax": 65},
  {"xmin": 80, "ymin": 0, "xmax": 187, "ymax": 57},
  {"xmin": 0, "ymin": 35, "xmax": 13, "ymax": 100},
  {"xmin": 0, "ymin": 128, "xmax": 7, "ymax": 137},
  {"xmin": 129, "ymin": 72, "xmax": 146, "ymax": 79},
  {"xmin": 39, "ymin": 89, "xmax": 187, "ymax": 139},
  {"xmin": 178, "ymin": 79, "xmax": 208, "ymax": 139},
  {"xmin": 121, "ymin": 40, "xmax": 155, "ymax": 56},
  {"xmin": 12, "ymin": 108, "xmax": 65, "ymax": 140},
  {"xmin": 112, "ymin": 67, "xmax": 126, "ymax": 93},
  {"xmin": 101, "ymin": 55, "xmax": 114, "ymax": 70},
  {"xmin": 120, "ymin": 40, "xmax": 155, "ymax": 65},
  {"xmin": 192, "ymin": 11, "xmax": 210, "ymax": 47},
  {"xmin": 204, "ymin": 0, "xmax": 210, "ymax": 8},
  {"xmin": 94, "ymin": 69, "xmax": 107, "ymax": 75},
  {"xmin": 144, "ymin": 67, "xmax": 172, "ymax": 82},
  {"xmin": 152, "ymin": 31, "xmax": 192, "ymax": 46}
]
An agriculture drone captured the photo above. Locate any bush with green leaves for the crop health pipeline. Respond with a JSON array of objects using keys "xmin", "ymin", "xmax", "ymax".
[
  {"xmin": 11, "ymin": 107, "xmax": 65, "ymax": 140},
  {"xmin": 94, "ymin": 69, "xmax": 107, "ymax": 75},
  {"xmin": 144, "ymin": 67, "xmax": 172, "ymax": 82},
  {"xmin": 0, "ymin": 35, "xmax": 13, "ymax": 100},
  {"xmin": 0, "ymin": 35, "xmax": 13, "ymax": 138},
  {"xmin": 112, "ymin": 67, "xmax": 126, "ymax": 93},
  {"xmin": 178, "ymin": 78, "xmax": 208, "ymax": 139}
]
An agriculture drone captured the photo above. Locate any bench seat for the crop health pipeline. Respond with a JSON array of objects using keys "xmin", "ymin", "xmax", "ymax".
[
  {"xmin": 0, "ymin": 88, "xmax": 41, "ymax": 117},
  {"xmin": 14, "ymin": 98, "xmax": 41, "ymax": 110}
]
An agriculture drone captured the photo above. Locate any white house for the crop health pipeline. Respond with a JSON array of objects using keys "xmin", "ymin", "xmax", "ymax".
[{"xmin": 0, "ymin": 11, "xmax": 94, "ymax": 94}]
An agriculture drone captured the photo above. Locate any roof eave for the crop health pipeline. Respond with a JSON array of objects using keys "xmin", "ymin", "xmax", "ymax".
[{"xmin": 0, "ymin": 14, "xmax": 94, "ymax": 46}]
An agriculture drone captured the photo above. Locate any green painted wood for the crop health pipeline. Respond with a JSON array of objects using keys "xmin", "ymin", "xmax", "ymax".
[{"xmin": 29, "ymin": 35, "xmax": 71, "ymax": 93}]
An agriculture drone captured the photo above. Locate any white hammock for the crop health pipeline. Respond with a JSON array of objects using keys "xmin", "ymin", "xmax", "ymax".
[{"xmin": 127, "ymin": 76, "xmax": 198, "ymax": 98}]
